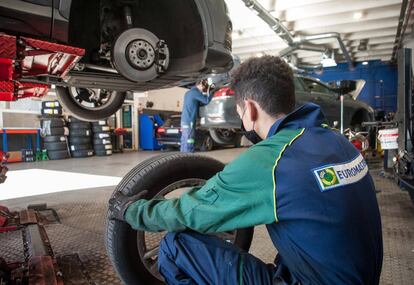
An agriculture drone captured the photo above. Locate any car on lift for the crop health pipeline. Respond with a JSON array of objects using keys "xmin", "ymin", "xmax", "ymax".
[
  {"xmin": 199, "ymin": 75, "xmax": 375, "ymax": 145},
  {"xmin": 156, "ymin": 115, "xmax": 215, "ymax": 151},
  {"xmin": 0, "ymin": 0, "xmax": 233, "ymax": 121}
]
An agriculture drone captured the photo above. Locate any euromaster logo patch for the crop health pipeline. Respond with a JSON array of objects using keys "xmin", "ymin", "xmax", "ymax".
[
  {"xmin": 316, "ymin": 168, "xmax": 340, "ymax": 188},
  {"xmin": 313, "ymin": 154, "xmax": 368, "ymax": 192}
]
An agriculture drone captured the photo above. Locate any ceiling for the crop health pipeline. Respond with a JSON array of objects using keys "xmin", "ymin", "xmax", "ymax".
[{"xmin": 225, "ymin": 0, "xmax": 414, "ymax": 65}]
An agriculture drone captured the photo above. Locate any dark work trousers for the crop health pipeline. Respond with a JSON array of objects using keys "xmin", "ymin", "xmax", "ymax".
[
  {"xmin": 158, "ymin": 231, "xmax": 280, "ymax": 285},
  {"xmin": 180, "ymin": 125, "xmax": 195, "ymax": 153}
]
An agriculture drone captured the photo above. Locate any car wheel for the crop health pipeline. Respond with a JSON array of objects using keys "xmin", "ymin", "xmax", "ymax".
[
  {"xmin": 56, "ymin": 86, "xmax": 126, "ymax": 121},
  {"xmin": 209, "ymin": 129, "xmax": 238, "ymax": 145},
  {"xmin": 105, "ymin": 154, "xmax": 254, "ymax": 285},
  {"xmin": 200, "ymin": 135, "xmax": 214, "ymax": 152}
]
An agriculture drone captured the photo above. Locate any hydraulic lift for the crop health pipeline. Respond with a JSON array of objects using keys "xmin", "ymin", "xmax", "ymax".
[
  {"xmin": 0, "ymin": 152, "xmax": 62, "ymax": 284},
  {"xmin": 392, "ymin": 48, "xmax": 414, "ymax": 203},
  {"xmin": 0, "ymin": 33, "xmax": 84, "ymax": 102},
  {"xmin": 0, "ymin": 33, "xmax": 87, "ymax": 284}
]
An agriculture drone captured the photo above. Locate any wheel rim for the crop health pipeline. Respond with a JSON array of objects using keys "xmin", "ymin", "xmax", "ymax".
[
  {"xmin": 68, "ymin": 87, "xmax": 117, "ymax": 111},
  {"xmin": 136, "ymin": 178, "xmax": 237, "ymax": 281},
  {"xmin": 205, "ymin": 136, "xmax": 213, "ymax": 151}
]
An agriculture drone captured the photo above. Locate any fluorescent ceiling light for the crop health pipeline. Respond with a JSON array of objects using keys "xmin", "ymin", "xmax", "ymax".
[
  {"xmin": 353, "ymin": 12, "xmax": 363, "ymax": 20},
  {"xmin": 321, "ymin": 58, "xmax": 337, "ymax": 68}
]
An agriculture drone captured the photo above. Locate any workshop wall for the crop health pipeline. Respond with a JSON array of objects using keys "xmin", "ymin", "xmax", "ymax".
[
  {"xmin": 310, "ymin": 60, "xmax": 397, "ymax": 113},
  {"xmin": 138, "ymin": 87, "xmax": 186, "ymax": 112}
]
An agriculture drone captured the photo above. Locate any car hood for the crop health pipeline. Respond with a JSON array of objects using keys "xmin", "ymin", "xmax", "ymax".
[{"xmin": 349, "ymin": 80, "xmax": 366, "ymax": 100}]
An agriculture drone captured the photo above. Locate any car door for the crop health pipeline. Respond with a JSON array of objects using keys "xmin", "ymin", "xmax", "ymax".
[
  {"xmin": 302, "ymin": 78, "xmax": 339, "ymax": 126},
  {"xmin": 0, "ymin": 0, "xmax": 53, "ymax": 39}
]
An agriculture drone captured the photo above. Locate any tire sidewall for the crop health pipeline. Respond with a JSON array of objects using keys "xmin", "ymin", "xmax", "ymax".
[{"xmin": 106, "ymin": 154, "xmax": 240, "ymax": 285}]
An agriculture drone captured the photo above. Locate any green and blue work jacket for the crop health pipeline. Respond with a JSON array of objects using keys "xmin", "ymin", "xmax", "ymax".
[{"xmin": 126, "ymin": 103, "xmax": 383, "ymax": 285}]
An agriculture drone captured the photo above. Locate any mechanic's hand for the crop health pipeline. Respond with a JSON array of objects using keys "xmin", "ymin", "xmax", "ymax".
[{"xmin": 108, "ymin": 190, "xmax": 148, "ymax": 221}]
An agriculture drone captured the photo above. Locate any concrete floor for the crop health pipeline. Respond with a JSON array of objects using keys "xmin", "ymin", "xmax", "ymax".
[{"xmin": 1, "ymin": 149, "xmax": 414, "ymax": 284}]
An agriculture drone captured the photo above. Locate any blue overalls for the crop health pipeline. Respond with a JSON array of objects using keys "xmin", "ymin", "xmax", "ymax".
[
  {"xmin": 126, "ymin": 103, "xmax": 383, "ymax": 285},
  {"xmin": 180, "ymin": 87, "xmax": 212, "ymax": 152}
]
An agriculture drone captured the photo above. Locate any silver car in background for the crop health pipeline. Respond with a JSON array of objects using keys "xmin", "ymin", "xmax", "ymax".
[{"xmin": 199, "ymin": 75, "xmax": 375, "ymax": 145}]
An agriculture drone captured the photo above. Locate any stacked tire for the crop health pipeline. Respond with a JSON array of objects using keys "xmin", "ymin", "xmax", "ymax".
[
  {"xmin": 92, "ymin": 120, "xmax": 113, "ymax": 156},
  {"xmin": 41, "ymin": 101, "xmax": 70, "ymax": 160},
  {"xmin": 68, "ymin": 117, "xmax": 94, "ymax": 158}
]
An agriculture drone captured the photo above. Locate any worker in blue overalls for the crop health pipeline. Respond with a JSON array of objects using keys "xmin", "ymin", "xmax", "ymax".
[
  {"xmin": 180, "ymin": 79, "xmax": 211, "ymax": 152},
  {"xmin": 110, "ymin": 56, "xmax": 383, "ymax": 284}
]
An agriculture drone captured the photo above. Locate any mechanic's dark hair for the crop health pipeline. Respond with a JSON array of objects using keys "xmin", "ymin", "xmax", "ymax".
[
  {"xmin": 230, "ymin": 55, "xmax": 295, "ymax": 117},
  {"xmin": 197, "ymin": 79, "xmax": 208, "ymax": 87},
  {"xmin": 196, "ymin": 79, "xmax": 209, "ymax": 92}
]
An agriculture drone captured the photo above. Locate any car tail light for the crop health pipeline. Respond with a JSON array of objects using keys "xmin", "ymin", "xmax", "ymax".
[
  {"xmin": 213, "ymin": 87, "xmax": 235, "ymax": 98},
  {"xmin": 157, "ymin": 128, "xmax": 166, "ymax": 134},
  {"xmin": 350, "ymin": 135, "xmax": 369, "ymax": 152},
  {"xmin": 351, "ymin": 139, "xmax": 363, "ymax": 151}
]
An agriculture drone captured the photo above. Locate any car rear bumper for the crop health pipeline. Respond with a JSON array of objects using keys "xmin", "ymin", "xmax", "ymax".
[
  {"xmin": 199, "ymin": 96, "xmax": 241, "ymax": 129},
  {"xmin": 158, "ymin": 140, "xmax": 181, "ymax": 146}
]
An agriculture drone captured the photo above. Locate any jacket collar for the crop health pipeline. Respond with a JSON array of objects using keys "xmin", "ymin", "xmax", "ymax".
[{"xmin": 267, "ymin": 103, "xmax": 326, "ymax": 138}]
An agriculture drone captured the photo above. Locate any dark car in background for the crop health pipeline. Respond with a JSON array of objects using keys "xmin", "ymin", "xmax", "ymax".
[
  {"xmin": 156, "ymin": 115, "xmax": 214, "ymax": 152},
  {"xmin": 199, "ymin": 75, "xmax": 375, "ymax": 144},
  {"xmin": 0, "ymin": 0, "xmax": 233, "ymax": 120}
]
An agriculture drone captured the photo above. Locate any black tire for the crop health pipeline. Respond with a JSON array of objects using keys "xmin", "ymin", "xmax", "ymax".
[
  {"xmin": 69, "ymin": 122, "xmax": 91, "ymax": 129},
  {"xmin": 95, "ymin": 150, "xmax": 113, "ymax": 156},
  {"xmin": 70, "ymin": 144, "xmax": 92, "ymax": 152},
  {"xmin": 105, "ymin": 154, "xmax": 254, "ymax": 285},
  {"xmin": 40, "ymin": 118, "xmax": 65, "ymax": 128},
  {"xmin": 209, "ymin": 129, "xmax": 239, "ymax": 145},
  {"xmin": 94, "ymin": 132, "xmax": 111, "ymax": 139},
  {"xmin": 48, "ymin": 150, "xmax": 70, "ymax": 160},
  {"xmin": 71, "ymin": 149, "xmax": 94, "ymax": 158},
  {"xmin": 43, "ymin": 136, "xmax": 67, "ymax": 143},
  {"xmin": 200, "ymin": 135, "xmax": 214, "ymax": 152},
  {"xmin": 44, "ymin": 127, "xmax": 68, "ymax": 136},
  {"xmin": 94, "ymin": 138, "xmax": 112, "ymax": 145},
  {"xmin": 94, "ymin": 144, "xmax": 113, "ymax": 151},
  {"xmin": 93, "ymin": 125, "xmax": 111, "ymax": 132},
  {"xmin": 41, "ymin": 108, "xmax": 62, "ymax": 116},
  {"xmin": 69, "ymin": 137, "xmax": 91, "ymax": 144},
  {"xmin": 68, "ymin": 116, "xmax": 85, "ymax": 123},
  {"xmin": 69, "ymin": 128, "xmax": 92, "ymax": 137},
  {"xmin": 56, "ymin": 86, "xmax": 126, "ymax": 121},
  {"xmin": 44, "ymin": 142, "xmax": 67, "ymax": 151},
  {"xmin": 42, "ymin": 101, "xmax": 61, "ymax": 109}
]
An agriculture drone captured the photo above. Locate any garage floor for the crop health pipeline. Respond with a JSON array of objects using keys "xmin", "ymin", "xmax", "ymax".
[{"xmin": 1, "ymin": 149, "xmax": 414, "ymax": 284}]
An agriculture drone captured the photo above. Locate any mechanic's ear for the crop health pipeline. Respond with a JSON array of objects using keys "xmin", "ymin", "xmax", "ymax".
[{"xmin": 245, "ymin": 100, "xmax": 258, "ymax": 122}]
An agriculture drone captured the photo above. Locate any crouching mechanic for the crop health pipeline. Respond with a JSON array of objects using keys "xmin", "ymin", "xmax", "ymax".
[{"xmin": 109, "ymin": 56, "xmax": 383, "ymax": 285}]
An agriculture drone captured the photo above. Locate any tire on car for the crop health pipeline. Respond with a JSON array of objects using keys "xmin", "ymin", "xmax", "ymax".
[
  {"xmin": 209, "ymin": 129, "xmax": 240, "ymax": 146},
  {"xmin": 56, "ymin": 86, "xmax": 126, "ymax": 122},
  {"xmin": 105, "ymin": 153, "xmax": 254, "ymax": 285}
]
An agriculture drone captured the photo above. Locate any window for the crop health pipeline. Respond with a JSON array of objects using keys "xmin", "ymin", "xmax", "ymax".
[
  {"xmin": 303, "ymin": 78, "xmax": 333, "ymax": 95},
  {"xmin": 293, "ymin": 77, "xmax": 305, "ymax": 91}
]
